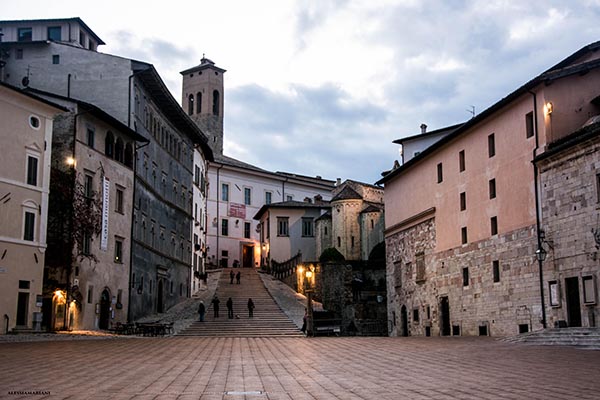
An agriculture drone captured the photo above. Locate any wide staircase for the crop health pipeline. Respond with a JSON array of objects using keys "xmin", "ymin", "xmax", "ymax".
[
  {"xmin": 501, "ymin": 327, "xmax": 600, "ymax": 350},
  {"xmin": 178, "ymin": 268, "xmax": 303, "ymax": 337}
]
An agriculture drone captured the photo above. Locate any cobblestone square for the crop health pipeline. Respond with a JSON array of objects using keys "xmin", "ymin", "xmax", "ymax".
[{"xmin": 1, "ymin": 337, "xmax": 599, "ymax": 399}]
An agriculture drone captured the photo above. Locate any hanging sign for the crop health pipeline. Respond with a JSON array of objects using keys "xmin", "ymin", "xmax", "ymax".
[{"xmin": 101, "ymin": 176, "xmax": 110, "ymax": 251}]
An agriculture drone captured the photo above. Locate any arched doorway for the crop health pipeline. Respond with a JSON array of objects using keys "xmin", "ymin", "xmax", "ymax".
[
  {"xmin": 400, "ymin": 305, "xmax": 408, "ymax": 337},
  {"xmin": 99, "ymin": 289, "xmax": 110, "ymax": 330},
  {"xmin": 157, "ymin": 280, "xmax": 164, "ymax": 313}
]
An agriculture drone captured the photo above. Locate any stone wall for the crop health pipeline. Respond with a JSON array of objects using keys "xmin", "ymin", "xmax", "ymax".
[
  {"xmin": 387, "ymin": 217, "xmax": 543, "ymax": 337},
  {"xmin": 538, "ymin": 132, "xmax": 600, "ymax": 327}
]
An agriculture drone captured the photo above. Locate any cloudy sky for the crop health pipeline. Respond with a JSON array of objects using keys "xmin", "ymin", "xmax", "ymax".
[{"xmin": 4, "ymin": 1, "xmax": 600, "ymax": 183}]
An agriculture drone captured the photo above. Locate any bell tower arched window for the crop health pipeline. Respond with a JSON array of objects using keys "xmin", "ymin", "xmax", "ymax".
[
  {"xmin": 115, "ymin": 138, "xmax": 124, "ymax": 163},
  {"xmin": 212, "ymin": 90, "xmax": 220, "ymax": 116},
  {"xmin": 196, "ymin": 92, "xmax": 202, "ymax": 114},
  {"xmin": 188, "ymin": 94, "xmax": 194, "ymax": 115}
]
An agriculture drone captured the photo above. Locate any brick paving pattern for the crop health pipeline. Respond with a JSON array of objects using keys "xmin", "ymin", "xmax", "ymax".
[{"xmin": 1, "ymin": 336, "xmax": 600, "ymax": 399}]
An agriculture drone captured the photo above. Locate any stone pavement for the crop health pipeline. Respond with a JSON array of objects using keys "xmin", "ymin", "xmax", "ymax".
[{"xmin": 1, "ymin": 336, "xmax": 600, "ymax": 399}]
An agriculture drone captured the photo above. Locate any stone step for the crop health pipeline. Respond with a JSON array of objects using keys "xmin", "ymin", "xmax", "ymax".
[
  {"xmin": 501, "ymin": 328, "xmax": 600, "ymax": 349},
  {"xmin": 178, "ymin": 267, "xmax": 303, "ymax": 338}
]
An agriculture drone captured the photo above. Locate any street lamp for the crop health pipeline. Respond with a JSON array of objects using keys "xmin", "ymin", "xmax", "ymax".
[
  {"xmin": 304, "ymin": 266, "xmax": 315, "ymax": 337},
  {"xmin": 536, "ymin": 229, "xmax": 553, "ymax": 329}
]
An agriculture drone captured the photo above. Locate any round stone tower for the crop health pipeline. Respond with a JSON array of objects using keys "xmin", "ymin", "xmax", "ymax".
[{"xmin": 180, "ymin": 57, "xmax": 226, "ymax": 155}]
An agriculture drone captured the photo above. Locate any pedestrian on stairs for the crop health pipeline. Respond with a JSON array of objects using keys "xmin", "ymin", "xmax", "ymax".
[
  {"xmin": 230, "ymin": 270, "xmax": 235, "ymax": 284},
  {"xmin": 211, "ymin": 295, "xmax": 220, "ymax": 318},
  {"xmin": 236, "ymin": 271, "xmax": 241, "ymax": 284},
  {"xmin": 247, "ymin": 298, "xmax": 255, "ymax": 318},
  {"xmin": 227, "ymin": 297, "xmax": 234, "ymax": 319},
  {"xmin": 198, "ymin": 301, "xmax": 205, "ymax": 322}
]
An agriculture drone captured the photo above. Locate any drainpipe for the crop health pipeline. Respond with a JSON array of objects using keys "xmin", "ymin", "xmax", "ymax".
[
  {"xmin": 530, "ymin": 90, "xmax": 547, "ymax": 329},
  {"xmin": 215, "ymin": 164, "xmax": 223, "ymax": 268}
]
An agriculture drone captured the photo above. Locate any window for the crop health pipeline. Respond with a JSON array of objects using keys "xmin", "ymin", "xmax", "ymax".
[
  {"xmin": 196, "ymin": 92, "xmax": 202, "ymax": 114},
  {"xmin": 116, "ymin": 188, "xmax": 124, "ymax": 213},
  {"xmin": 221, "ymin": 219, "xmax": 229, "ymax": 236},
  {"xmin": 16, "ymin": 49, "xmax": 23, "ymax": 59},
  {"xmin": 244, "ymin": 187, "xmax": 252, "ymax": 205},
  {"xmin": 29, "ymin": 116, "xmax": 39, "ymax": 129},
  {"xmin": 416, "ymin": 252, "xmax": 425, "ymax": 283},
  {"xmin": 461, "ymin": 227, "xmax": 468, "ymax": 244},
  {"xmin": 18, "ymin": 28, "xmax": 32, "ymax": 42},
  {"xmin": 212, "ymin": 90, "xmax": 220, "ymax": 116},
  {"xmin": 492, "ymin": 260, "xmax": 500, "ymax": 283},
  {"xmin": 47, "ymin": 26, "xmax": 61, "ymax": 41},
  {"xmin": 87, "ymin": 285, "xmax": 93, "ymax": 303},
  {"xmin": 459, "ymin": 150, "xmax": 465, "ymax": 172},
  {"xmin": 79, "ymin": 32, "xmax": 86, "ymax": 47},
  {"xmin": 302, "ymin": 218, "xmax": 314, "ymax": 237},
  {"xmin": 277, "ymin": 217, "xmax": 289, "ymax": 236},
  {"xmin": 526, "ymin": 112, "xmax": 534, "ymax": 138},
  {"xmin": 596, "ymin": 172, "xmax": 600, "ymax": 203},
  {"xmin": 462, "ymin": 267, "xmax": 469, "ymax": 287},
  {"xmin": 114, "ymin": 239, "xmax": 123, "ymax": 263},
  {"xmin": 115, "ymin": 138, "xmax": 124, "ymax": 163},
  {"xmin": 26, "ymin": 156, "xmax": 38, "ymax": 186},
  {"xmin": 188, "ymin": 94, "xmax": 194, "ymax": 115},
  {"xmin": 52, "ymin": 54, "xmax": 60, "ymax": 64},
  {"xmin": 337, "ymin": 236, "xmax": 341, "ymax": 247},
  {"xmin": 460, "ymin": 192, "xmax": 466, "ymax": 211},
  {"xmin": 194, "ymin": 165, "xmax": 201, "ymax": 186},
  {"xmin": 489, "ymin": 179, "xmax": 496, "ymax": 199},
  {"xmin": 265, "ymin": 191, "xmax": 272, "ymax": 204},
  {"xmin": 82, "ymin": 232, "xmax": 91, "ymax": 255},
  {"xmin": 221, "ymin": 183, "xmax": 229, "ymax": 202},
  {"xmin": 86, "ymin": 128, "xmax": 95, "ymax": 148},
  {"xmin": 105, "ymin": 131, "xmax": 114, "ymax": 158},
  {"xmin": 490, "ymin": 216, "xmax": 498, "ymax": 236},
  {"xmin": 244, "ymin": 222, "xmax": 251, "ymax": 239},
  {"xmin": 413, "ymin": 308, "xmax": 420, "ymax": 322},
  {"xmin": 488, "ymin": 133, "xmax": 495, "ymax": 157},
  {"xmin": 582, "ymin": 275, "xmax": 597, "ymax": 304},
  {"xmin": 351, "ymin": 236, "xmax": 355, "ymax": 247},
  {"xmin": 84, "ymin": 175, "xmax": 93, "ymax": 198},
  {"xmin": 437, "ymin": 163, "xmax": 443, "ymax": 183},
  {"xmin": 23, "ymin": 212, "xmax": 35, "ymax": 241}
]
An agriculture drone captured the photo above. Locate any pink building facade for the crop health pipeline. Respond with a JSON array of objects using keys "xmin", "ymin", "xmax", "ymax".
[{"xmin": 379, "ymin": 42, "xmax": 600, "ymax": 337}]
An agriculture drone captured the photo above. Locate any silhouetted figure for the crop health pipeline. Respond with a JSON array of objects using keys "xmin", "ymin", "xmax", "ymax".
[
  {"xmin": 211, "ymin": 295, "xmax": 220, "ymax": 318},
  {"xmin": 248, "ymin": 298, "xmax": 255, "ymax": 318},
  {"xmin": 227, "ymin": 297, "xmax": 234, "ymax": 319},
  {"xmin": 301, "ymin": 308, "xmax": 307, "ymax": 333},
  {"xmin": 236, "ymin": 271, "xmax": 241, "ymax": 284},
  {"xmin": 230, "ymin": 270, "xmax": 235, "ymax": 284},
  {"xmin": 198, "ymin": 301, "xmax": 206, "ymax": 322}
]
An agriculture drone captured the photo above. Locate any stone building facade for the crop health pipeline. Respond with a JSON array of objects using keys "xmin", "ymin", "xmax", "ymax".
[
  {"xmin": 0, "ymin": 18, "xmax": 214, "ymax": 321},
  {"xmin": 0, "ymin": 83, "xmax": 65, "ymax": 334},
  {"xmin": 320, "ymin": 180, "xmax": 384, "ymax": 261},
  {"xmin": 379, "ymin": 41, "xmax": 600, "ymax": 337},
  {"xmin": 535, "ymin": 121, "xmax": 600, "ymax": 328}
]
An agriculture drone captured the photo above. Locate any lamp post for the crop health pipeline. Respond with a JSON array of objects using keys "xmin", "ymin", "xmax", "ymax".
[
  {"xmin": 535, "ymin": 230, "xmax": 550, "ymax": 329},
  {"xmin": 305, "ymin": 267, "xmax": 314, "ymax": 337}
]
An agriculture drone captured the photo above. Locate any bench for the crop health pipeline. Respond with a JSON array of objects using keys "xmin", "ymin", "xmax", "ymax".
[{"xmin": 312, "ymin": 311, "xmax": 341, "ymax": 336}]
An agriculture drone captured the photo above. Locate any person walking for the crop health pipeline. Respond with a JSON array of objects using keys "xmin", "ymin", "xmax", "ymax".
[
  {"xmin": 211, "ymin": 295, "xmax": 220, "ymax": 318},
  {"xmin": 230, "ymin": 270, "xmax": 235, "ymax": 284},
  {"xmin": 198, "ymin": 301, "xmax": 206, "ymax": 322},
  {"xmin": 247, "ymin": 298, "xmax": 255, "ymax": 318},
  {"xmin": 226, "ymin": 297, "xmax": 234, "ymax": 319},
  {"xmin": 236, "ymin": 271, "xmax": 241, "ymax": 284},
  {"xmin": 301, "ymin": 308, "xmax": 307, "ymax": 334}
]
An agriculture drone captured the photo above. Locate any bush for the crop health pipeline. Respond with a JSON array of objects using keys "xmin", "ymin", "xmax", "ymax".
[{"xmin": 319, "ymin": 247, "xmax": 345, "ymax": 263}]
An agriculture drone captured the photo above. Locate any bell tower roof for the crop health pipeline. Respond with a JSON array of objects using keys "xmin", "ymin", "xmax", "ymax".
[{"xmin": 180, "ymin": 55, "xmax": 227, "ymax": 75}]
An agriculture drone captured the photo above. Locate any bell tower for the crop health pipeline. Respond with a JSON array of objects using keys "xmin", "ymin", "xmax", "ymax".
[{"xmin": 181, "ymin": 56, "xmax": 226, "ymax": 155}]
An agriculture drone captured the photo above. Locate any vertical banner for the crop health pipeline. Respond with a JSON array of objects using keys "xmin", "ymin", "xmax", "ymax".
[{"xmin": 101, "ymin": 176, "xmax": 110, "ymax": 251}]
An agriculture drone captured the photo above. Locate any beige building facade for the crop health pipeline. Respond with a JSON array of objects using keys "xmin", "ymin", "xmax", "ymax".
[
  {"xmin": 379, "ymin": 41, "xmax": 600, "ymax": 337},
  {"xmin": 0, "ymin": 83, "xmax": 65, "ymax": 333}
]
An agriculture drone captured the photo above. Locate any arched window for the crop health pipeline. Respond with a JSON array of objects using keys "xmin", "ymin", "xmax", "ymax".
[
  {"xmin": 124, "ymin": 142, "xmax": 134, "ymax": 167},
  {"xmin": 105, "ymin": 131, "xmax": 114, "ymax": 158},
  {"xmin": 196, "ymin": 92, "xmax": 202, "ymax": 114},
  {"xmin": 188, "ymin": 94, "xmax": 194, "ymax": 115},
  {"xmin": 212, "ymin": 90, "xmax": 220, "ymax": 116},
  {"xmin": 115, "ymin": 137, "xmax": 124, "ymax": 163}
]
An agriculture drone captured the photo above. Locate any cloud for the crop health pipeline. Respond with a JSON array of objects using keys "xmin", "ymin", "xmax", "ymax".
[{"xmin": 224, "ymin": 83, "xmax": 392, "ymax": 183}]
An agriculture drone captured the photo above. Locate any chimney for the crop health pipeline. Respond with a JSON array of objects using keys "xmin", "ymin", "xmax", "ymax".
[
  {"xmin": 420, "ymin": 123, "xmax": 427, "ymax": 134},
  {"xmin": 304, "ymin": 197, "xmax": 312, "ymax": 203},
  {"xmin": 314, "ymin": 194, "xmax": 323, "ymax": 204},
  {"xmin": 336, "ymin": 178, "xmax": 342, "ymax": 186}
]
